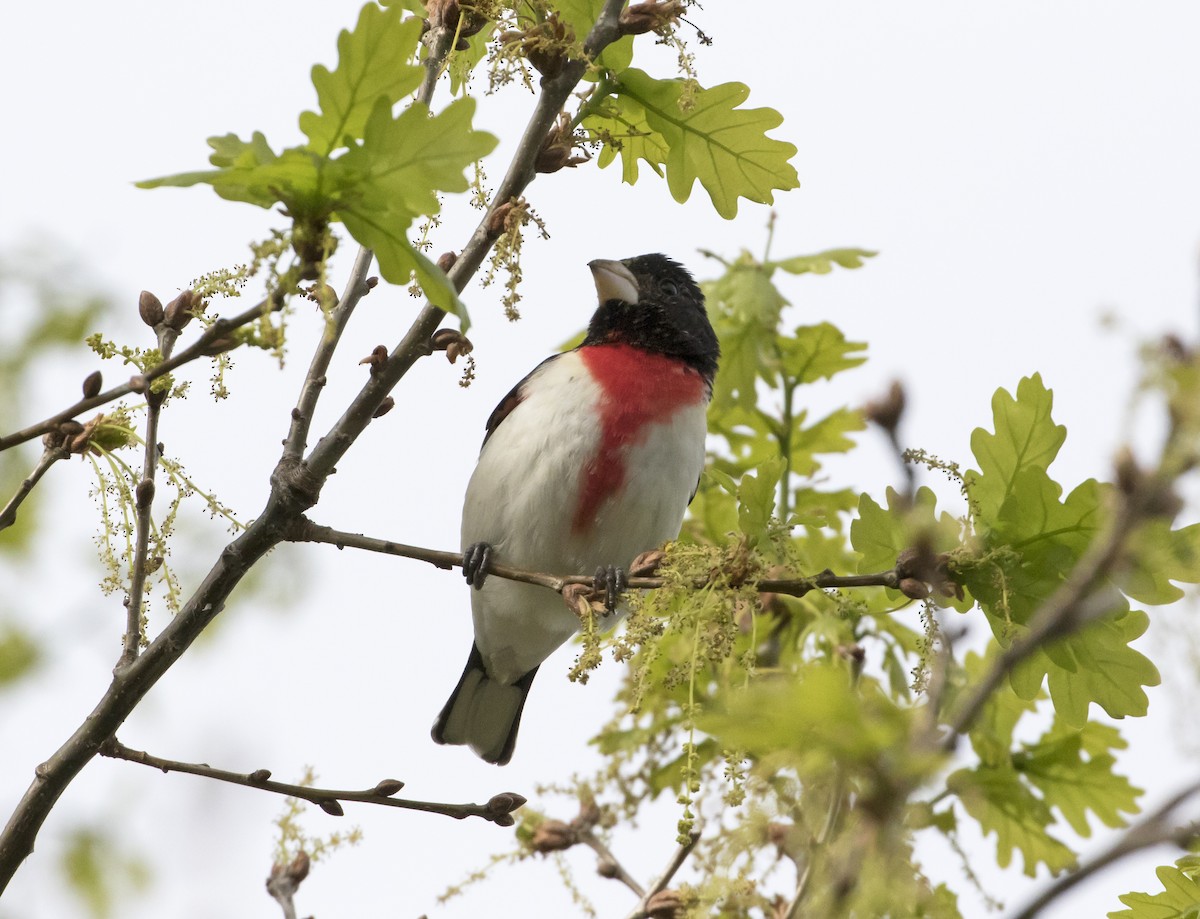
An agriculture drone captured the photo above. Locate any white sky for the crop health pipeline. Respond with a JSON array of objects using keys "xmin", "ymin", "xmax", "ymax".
[{"xmin": 3, "ymin": 2, "xmax": 1200, "ymax": 918}]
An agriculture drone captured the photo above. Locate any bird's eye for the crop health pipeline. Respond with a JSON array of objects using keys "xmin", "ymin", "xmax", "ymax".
[{"xmin": 661, "ymin": 280, "xmax": 679, "ymax": 298}]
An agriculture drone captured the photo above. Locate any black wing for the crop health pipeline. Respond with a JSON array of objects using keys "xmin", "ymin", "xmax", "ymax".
[{"xmin": 480, "ymin": 353, "xmax": 562, "ymax": 448}]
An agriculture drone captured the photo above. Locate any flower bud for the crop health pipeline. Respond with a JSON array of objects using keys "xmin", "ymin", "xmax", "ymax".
[
  {"xmin": 136, "ymin": 478, "xmax": 155, "ymax": 508},
  {"xmin": 317, "ymin": 798, "xmax": 344, "ymax": 817},
  {"xmin": 164, "ymin": 290, "xmax": 199, "ymax": 330},
  {"xmin": 82, "ymin": 371, "xmax": 103, "ymax": 399},
  {"xmin": 139, "ymin": 291, "xmax": 164, "ymax": 327},
  {"xmin": 372, "ymin": 397, "xmax": 395, "ymax": 418},
  {"xmin": 374, "ymin": 779, "xmax": 405, "ymax": 796},
  {"xmin": 530, "ymin": 819, "xmax": 575, "ymax": 852}
]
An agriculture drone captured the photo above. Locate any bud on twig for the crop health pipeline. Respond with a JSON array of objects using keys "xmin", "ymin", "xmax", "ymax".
[
  {"xmin": 164, "ymin": 290, "xmax": 200, "ymax": 330},
  {"xmin": 430, "ymin": 328, "xmax": 474, "ymax": 365},
  {"xmin": 487, "ymin": 198, "xmax": 521, "ymax": 238},
  {"xmin": 486, "ymin": 792, "xmax": 527, "ymax": 814},
  {"xmin": 619, "ymin": 0, "xmax": 685, "ymax": 36},
  {"xmin": 82, "ymin": 371, "xmax": 103, "ymax": 399},
  {"xmin": 646, "ymin": 889, "xmax": 686, "ymax": 918},
  {"xmin": 359, "ymin": 345, "xmax": 389, "ymax": 375},
  {"xmin": 864, "ymin": 380, "xmax": 906, "ymax": 433},
  {"xmin": 139, "ymin": 291, "xmax": 164, "ymax": 327},
  {"xmin": 436, "ymin": 251, "xmax": 458, "ymax": 273},
  {"xmin": 374, "ymin": 779, "xmax": 405, "ymax": 796},
  {"xmin": 136, "ymin": 479, "xmax": 155, "ymax": 509},
  {"xmin": 317, "ymin": 798, "xmax": 345, "ymax": 817},
  {"xmin": 530, "ymin": 819, "xmax": 576, "ymax": 853},
  {"xmin": 249, "ymin": 769, "xmax": 272, "ymax": 784},
  {"xmin": 372, "ymin": 397, "xmax": 395, "ymax": 418}
]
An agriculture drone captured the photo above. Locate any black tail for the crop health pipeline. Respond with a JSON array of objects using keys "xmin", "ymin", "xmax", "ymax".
[{"xmin": 431, "ymin": 643, "xmax": 539, "ymax": 766}]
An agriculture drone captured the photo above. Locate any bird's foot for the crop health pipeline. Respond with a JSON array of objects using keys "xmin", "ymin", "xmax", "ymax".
[
  {"xmin": 593, "ymin": 565, "xmax": 628, "ymax": 614},
  {"xmin": 463, "ymin": 542, "xmax": 493, "ymax": 589}
]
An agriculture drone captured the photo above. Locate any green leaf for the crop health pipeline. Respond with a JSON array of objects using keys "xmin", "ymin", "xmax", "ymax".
[
  {"xmin": 968, "ymin": 375, "xmax": 1067, "ymax": 523},
  {"xmin": 777, "ymin": 322, "xmax": 868, "ymax": 386},
  {"xmin": 736, "ymin": 457, "xmax": 785, "ymax": 544},
  {"xmin": 1124, "ymin": 521, "xmax": 1200, "ymax": 605},
  {"xmin": 300, "ymin": 6, "xmax": 425, "ymax": 155},
  {"xmin": 947, "ymin": 764, "xmax": 1077, "ymax": 877},
  {"xmin": 338, "ymin": 208, "xmax": 465, "ymax": 319},
  {"xmin": 334, "ymin": 96, "xmax": 497, "ymax": 321},
  {"xmin": 851, "ymin": 486, "xmax": 963, "ymax": 574},
  {"xmin": 138, "ymin": 134, "xmax": 326, "ymax": 214},
  {"xmin": 1042, "ymin": 607, "xmax": 1161, "ymax": 725},
  {"xmin": 704, "ymin": 258, "xmax": 788, "ymax": 411},
  {"xmin": 340, "ymin": 97, "xmax": 497, "ymax": 219},
  {"xmin": 787, "ymin": 406, "xmax": 865, "ymax": 476},
  {"xmin": 1110, "ymin": 865, "xmax": 1200, "ymax": 919},
  {"xmin": 701, "ymin": 663, "xmax": 913, "ymax": 775},
  {"xmin": 1016, "ymin": 729, "xmax": 1141, "ymax": 836},
  {"xmin": 588, "ymin": 91, "xmax": 670, "ymax": 184},
  {"xmin": 607, "ymin": 68, "xmax": 799, "ymax": 218},
  {"xmin": 771, "ymin": 249, "xmax": 877, "ymax": 275}
]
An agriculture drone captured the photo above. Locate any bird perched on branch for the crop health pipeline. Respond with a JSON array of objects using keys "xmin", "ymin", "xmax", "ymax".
[{"xmin": 432, "ymin": 253, "xmax": 720, "ymax": 764}]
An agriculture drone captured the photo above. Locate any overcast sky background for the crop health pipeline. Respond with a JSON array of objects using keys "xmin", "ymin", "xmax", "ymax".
[{"xmin": 3, "ymin": 2, "xmax": 1200, "ymax": 917}]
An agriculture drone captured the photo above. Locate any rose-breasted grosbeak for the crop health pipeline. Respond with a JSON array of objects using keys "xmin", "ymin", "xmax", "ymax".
[{"xmin": 432, "ymin": 254, "xmax": 720, "ymax": 764}]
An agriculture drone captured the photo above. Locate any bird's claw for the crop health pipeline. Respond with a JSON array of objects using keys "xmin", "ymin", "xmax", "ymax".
[
  {"xmin": 593, "ymin": 565, "xmax": 628, "ymax": 613},
  {"xmin": 463, "ymin": 542, "xmax": 493, "ymax": 590}
]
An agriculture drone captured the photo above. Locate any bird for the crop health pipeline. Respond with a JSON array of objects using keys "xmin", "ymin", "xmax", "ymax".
[{"xmin": 431, "ymin": 253, "xmax": 720, "ymax": 765}]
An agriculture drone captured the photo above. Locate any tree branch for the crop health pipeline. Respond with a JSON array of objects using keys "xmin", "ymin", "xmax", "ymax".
[
  {"xmin": 266, "ymin": 851, "xmax": 309, "ymax": 919},
  {"xmin": 0, "ymin": 446, "xmax": 67, "ymax": 531},
  {"xmin": 286, "ymin": 517, "xmax": 906, "ymax": 599},
  {"xmin": 940, "ymin": 493, "xmax": 1143, "ymax": 752},
  {"xmin": 281, "ymin": 248, "xmax": 375, "ymax": 462},
  {"xmin": 577, "ymin": 829, "xmax": 646, "ymax": 898},
  {"xmin": 118, "ymin": 320, "xmax": 180, "ymax": 670},
  {"xmin": 623, "ymin": 824, "xmax": 702, "ymax": 919},
  {"xmin": 0, "ymin": 289, "xmax": 285, "ymax": 454},
  {"xmin": 0, "ymin": 4, "xmax": 634, "ymax": 891},
  {"xmin": 98, "ymin": 738, "xmax": 526, "ymax": 825},
  {"xmin": 1007, "ymin": 778, "xmax": 1200, "ymax": 919}
]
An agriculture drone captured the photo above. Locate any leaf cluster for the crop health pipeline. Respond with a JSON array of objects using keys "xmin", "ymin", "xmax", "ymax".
[{"xmin": 559, "ymin": 234, "xmax": 1200, "ymax": 916}]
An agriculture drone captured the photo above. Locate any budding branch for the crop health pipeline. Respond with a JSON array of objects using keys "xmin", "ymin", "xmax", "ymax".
[
  {"xmin": 285, "ymin": 516, "xmax": 911, "ymax": 600},
  {"xmin": 98, "ymin": 738, "xmax": 525, "ymax": 825}
]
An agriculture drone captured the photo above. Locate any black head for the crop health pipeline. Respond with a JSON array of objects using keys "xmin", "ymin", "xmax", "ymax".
[{"xmin": 583, "ymin": 253, "xmax": 720, "ymax": 383}]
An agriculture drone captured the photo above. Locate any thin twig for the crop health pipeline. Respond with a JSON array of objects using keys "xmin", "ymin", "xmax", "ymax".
[
  {"xmin": 624, "ymin": 824, "xmax": 702, "ymax": 919},
  {"xmin": 1007, "ymin": 779, "xmax": 1200, "ymax": 919},
  {"xmin": 286, "ymin": 517, "xmax": 906, "ymax": 599},
  {"xmin": 98, "ymin": 739, "xmax": 525, "ymax": 825},
  {"xmin": 118, "ymin": 323, "xmax": 180, "ymax": 670},
  {"xmin": 0, "ymin": 6, "xmax": 631, "ymax": 889},
  {"xmin": 577, "ymin": 829, "xmax": 646, "ymax": 898},
  {"xmin": 266, "ymin": 852, "xmax": 308, "ymax": 919},
  {"xmin": 0, "ymin": 290, "xmax": 285, "ymax": 454},
  {"xmin": 0, "ymin": 447, "xmax": 68, "ymax": 531},
  {"xmin": 282, "ymin": 248, "xmax": 374, "ymax": 461}
]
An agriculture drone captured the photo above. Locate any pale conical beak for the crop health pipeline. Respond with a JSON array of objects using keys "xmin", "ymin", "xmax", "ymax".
[{"xmin": 589, "ymin": 259, "xmax": 640, "ymax": 305}]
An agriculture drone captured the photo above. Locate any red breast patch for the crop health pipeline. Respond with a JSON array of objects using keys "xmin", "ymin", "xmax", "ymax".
[{"xmin": 572, "ymin": 344, "xmax": 707, "ymax": 533}]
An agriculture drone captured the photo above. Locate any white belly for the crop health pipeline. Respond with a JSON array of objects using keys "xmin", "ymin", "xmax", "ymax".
[{"xmin": 460, "ymin": 352, "xmax": 707, "ymax": 683}]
